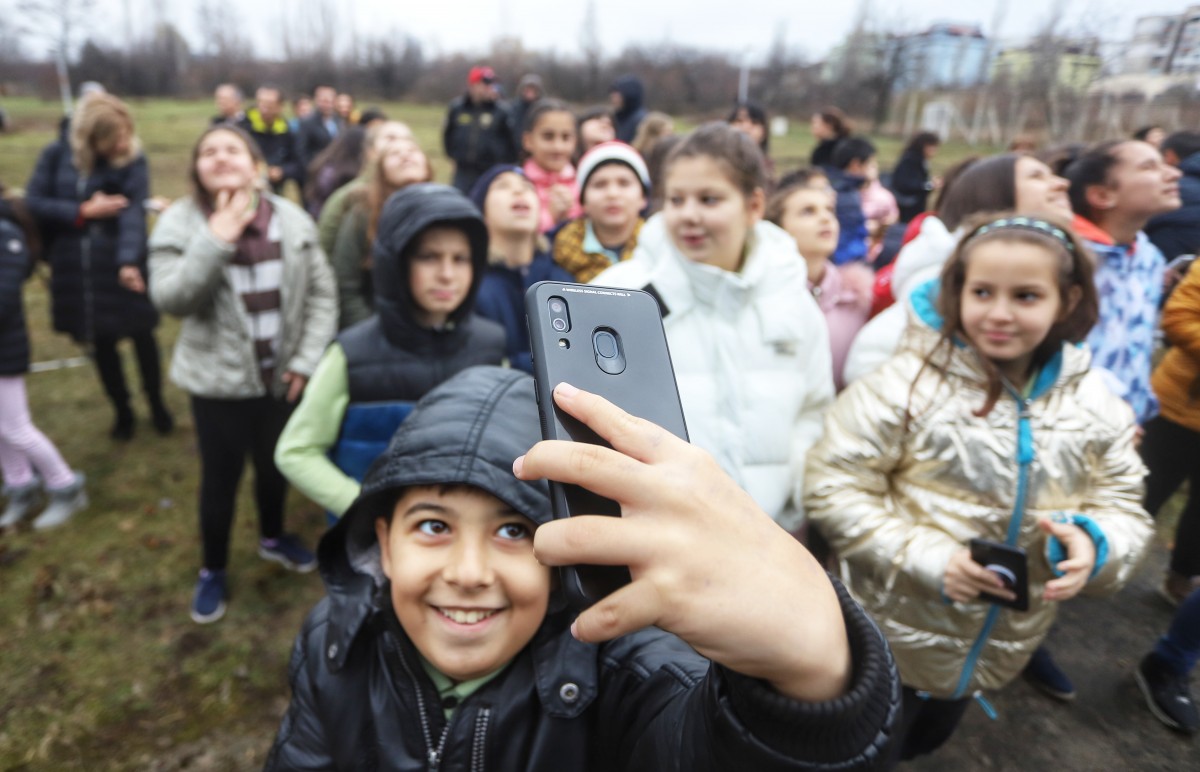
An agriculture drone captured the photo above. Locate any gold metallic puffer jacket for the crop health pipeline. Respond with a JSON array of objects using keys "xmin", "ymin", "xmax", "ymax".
[{"xmin": 805, "ymin": 287, "xmax": 1153, "ymax": 699}]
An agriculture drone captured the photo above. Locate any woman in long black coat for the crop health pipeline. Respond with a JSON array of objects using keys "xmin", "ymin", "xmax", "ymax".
[
  {"xmin": 25, "ymin": 93, "xmax": 172, "ymax": 439},
  {"xmin": 889, "ymin": 131, "xmax": 940, "ymax": 224}
]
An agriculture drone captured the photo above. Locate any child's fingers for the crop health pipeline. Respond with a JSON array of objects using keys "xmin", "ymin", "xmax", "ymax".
[
  {"xmin": 961, "ymin": 559, "xmax": 1004, "ymax": 587},
  {"xmin": 1055, "ymin": 558, "xmax": 1090, "ymax": 575},
  {"xmin": 1044, "ymin": 575, "xmax": 1084, "ymax": 600},
  {"xmin": 550, "ymin": 382, "xmax": 683, "ymax": 463},
  {"xmin": 515, "ymin": 439, "xmax": 654, "ymax": 502},
  {"xmin": 975, "ymin": 579, "xmax": 1016, "ymax": 602},
  {"xmin": 570, "ymin": 578, "xmax": 664, "ymax": 644},
  {"xmin": 533, "ymin": 515, "xmax": 655, "ymax": 568}
]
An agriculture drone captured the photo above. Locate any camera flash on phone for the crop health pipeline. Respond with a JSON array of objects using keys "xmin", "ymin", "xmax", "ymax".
[{"xmin": 558, "ymin": 339, "xmax": 570, "ymax": 348}]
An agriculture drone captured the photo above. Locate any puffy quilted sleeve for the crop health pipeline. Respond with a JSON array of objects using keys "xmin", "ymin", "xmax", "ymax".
[
  {"xmin": 1073, "ymin": 385, "xmax": 1154, "ymax": 596},
  {"xmin": 805, "ymin": 359, "xmax": 964, "ymax": 600}
]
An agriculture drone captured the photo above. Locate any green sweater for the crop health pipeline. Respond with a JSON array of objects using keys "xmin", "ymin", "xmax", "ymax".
[
  {"xmin": 317, "ymin": 177, "xmax": 366, "ymax": 258},
  {"xmin": 329, "ymin": 204, "xmax": 374, "ymax": 330},
  {"xmin": 273, "ymin": 343, "xmax": 358, "ymax": 515}
]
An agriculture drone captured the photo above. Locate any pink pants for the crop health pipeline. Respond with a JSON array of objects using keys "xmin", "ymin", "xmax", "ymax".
[{"xmin": 0, "ymin": 376, "xmax": 74, "ymax": 489}]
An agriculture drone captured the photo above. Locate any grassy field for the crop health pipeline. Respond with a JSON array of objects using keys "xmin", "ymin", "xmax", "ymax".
[
  {"xmin": 0, "ymin": 99, "xmax": 1178, "ymax": 769},
  {"xmin": 0, "ymin": 96, "xmax": 998, "ymax": 198}
]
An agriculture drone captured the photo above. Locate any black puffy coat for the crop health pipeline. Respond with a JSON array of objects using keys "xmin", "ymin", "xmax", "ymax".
[
  {"xmin": 339, "ymin": 183, "xmax": 506, "ymax": 403},
  {"xmin": 24, "ymin": 137, "xmax": 158, "ymax": 343},
  {"xmin": 0, "ymin": 204, "xmax": 31, "ymax": 375},
  {"xmin": 1146, "ymin": 151, "xmax": 1200, "ymax": 260},
  {"xmin": 238, "ymin": 109, "xmax": 304, "ymax": 190},
  {"xmin": 442, "ymin": 96, "xmax": 516, "ymax": 193},
  {"xmin": 889, "ymin": 151, "xmax": 932, "ymax": 224},
  {"xmin": 265, "ymin": 367, "xmax": 901, "ymax": 771},
  {"xmin": 610, "ymin": 75, "xmax": 647, "ymax": 144}
]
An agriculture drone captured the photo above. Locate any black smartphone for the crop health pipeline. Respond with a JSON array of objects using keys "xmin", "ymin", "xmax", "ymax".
[
  {"xmin": 969, "ymin": 538, "xmax": 1030, "ymax": 612},
  {"xmin": 525, "ymin": 281, "xmax": 689, "ymax": 609}
]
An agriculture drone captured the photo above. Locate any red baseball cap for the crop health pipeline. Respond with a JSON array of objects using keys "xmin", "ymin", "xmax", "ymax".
[{"xmin": 468, "ymin": 66, "xmax": 496, "ymax": 85}]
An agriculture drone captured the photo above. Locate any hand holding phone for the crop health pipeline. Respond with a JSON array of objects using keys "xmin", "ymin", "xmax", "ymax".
[
  {"xmin": 968, "ymin": 538, "xmax": 1030, "ymax": 611},
  {"xmin": 514, "ymin": 383, "xmax": 853, "ymax": 702},
  {"xmin": 525, "ymin": 281, "xmax": 688, "ymax": 608}
]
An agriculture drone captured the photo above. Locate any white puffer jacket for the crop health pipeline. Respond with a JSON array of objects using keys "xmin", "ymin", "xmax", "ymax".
[
  {"xmin": 842, "ymin": 215, "xmax": 958, "ymax": 385},
  {"xmin": 594, "ymin": 216, "xmax": 834, "ymax": 531}
]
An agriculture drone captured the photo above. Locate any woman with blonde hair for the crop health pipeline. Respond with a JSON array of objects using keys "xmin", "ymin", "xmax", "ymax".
[
  {"xmin": 26, "ymin": 93, "xmax": 172, "ymax": 440},
  {"xmin": 631, "ymin": 111, "xmax": 675, "ymax": 159},
  {"xmin": 328, "ymin": 138, "xmax": 433, "ymax": 329}
]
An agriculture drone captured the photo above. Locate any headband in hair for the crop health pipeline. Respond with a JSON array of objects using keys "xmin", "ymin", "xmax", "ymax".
[{"xmin": 970, "ymin": 216, "xmax": 1075, "ymax": 254}]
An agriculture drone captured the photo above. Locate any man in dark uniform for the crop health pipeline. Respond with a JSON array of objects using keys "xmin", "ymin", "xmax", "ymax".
[
  {"xmin": 238, "ymin": 85, "xmax": 303, "ymax": 194},
  {"xmin": 442, "ymin": 66, "xmax": 516, "ymax": 194}
]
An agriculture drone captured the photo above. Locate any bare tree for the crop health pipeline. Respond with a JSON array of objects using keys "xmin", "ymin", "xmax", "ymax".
[
  {"xmin": 579, "ymin": 0, "xmax": 602, "ymax": 97},
  {"xmin": 17, "ymin": 0, "xmax": 95, "ymax": 112}
]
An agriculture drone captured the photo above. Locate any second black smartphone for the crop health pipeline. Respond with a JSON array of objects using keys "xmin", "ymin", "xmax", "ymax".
[{"xmin": 525, "ymin": 281, "xmax": 689, "ymax": 609}]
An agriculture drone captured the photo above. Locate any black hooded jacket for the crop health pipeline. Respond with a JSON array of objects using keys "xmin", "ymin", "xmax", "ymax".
[
  {"xmin": 0, "ymin": 201, "xmax": 32, "ymax": 375},
  {"xmin": 610, "ymin": 75, "xmax": 648, "ymax": 144},
  {"xmin": 266, "ymin": 367, "xmax": 901, "ymax": 771},
  {"xmin": 337, "ymin": 184, "xmax": 505, "ymax": 404}
]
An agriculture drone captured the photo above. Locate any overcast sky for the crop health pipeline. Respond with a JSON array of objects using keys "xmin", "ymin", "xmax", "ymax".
[{"xmin": 18, "ymin": 0, "xmax": 1200, "ymax": 62}]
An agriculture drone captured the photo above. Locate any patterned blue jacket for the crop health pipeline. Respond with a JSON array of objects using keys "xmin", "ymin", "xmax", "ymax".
[{"xmin": 1076, "ymin": 216, "xmax": 1164, "ymax": 424}]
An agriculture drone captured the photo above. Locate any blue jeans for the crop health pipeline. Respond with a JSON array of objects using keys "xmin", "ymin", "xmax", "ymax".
[{"xmin": 1153, "ymin": 586, "xmax": 1200, "ymax": 676}]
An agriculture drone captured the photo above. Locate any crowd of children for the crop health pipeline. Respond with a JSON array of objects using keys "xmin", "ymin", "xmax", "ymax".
[{"xmin": 3, "ymin": 70, "xmax": 1200, "ymax": 767}]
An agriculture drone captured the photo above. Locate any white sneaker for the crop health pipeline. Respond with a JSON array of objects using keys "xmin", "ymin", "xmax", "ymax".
[
  {"xmin": 33, "ymin": 472, "xmax": 87, "ymax": 530},
  {"xmin": 0, "ymin": 479, "xmax": 41, "ymax": 528}
]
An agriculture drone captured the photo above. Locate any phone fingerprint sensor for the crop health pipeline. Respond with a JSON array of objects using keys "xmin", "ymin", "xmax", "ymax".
[{"xmin": 592, "ymin": 329, "xmax": 626, "ymax": 375}]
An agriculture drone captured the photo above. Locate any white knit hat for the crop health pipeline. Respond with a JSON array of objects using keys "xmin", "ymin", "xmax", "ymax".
[{"xmin": 576, "ymin": 141, "xmax": 651, "ymax": 203}]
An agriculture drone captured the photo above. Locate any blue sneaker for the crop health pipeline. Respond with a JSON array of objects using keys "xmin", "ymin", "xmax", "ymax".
[
  {"xmin": 258, "ymin": 534, "xmax": 317, "ymax": 573},
  {"xmin": 1136, "ymin": 653, "xmax": 1200, "ymax": 734},
  {"xmin": 191, "ymin": 568, "xmax": 227, "ymax": 624},
  {"xmin": 1023, "ymin": 646, "xmax": 1076, "ymax": 701}
]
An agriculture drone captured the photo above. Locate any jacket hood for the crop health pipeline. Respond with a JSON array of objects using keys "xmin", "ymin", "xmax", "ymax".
[
  {"xmin": 610, "ymin": 75, "xmax": 645, "ymax": 116},
  {"xmin": 890, "ymin": 215, "xmax": 957, "ymax": 300},
  {"xmin": 1180, "ymin": 151, "xmax": 1200, "ymax": 176},
  {"xmin": 319, "ymin": 366, "xmax": 550, "ymax": 595},
  {"xmin": 372, "ymin": 184, "xmax": 490, "ymax": 345},
  {"xmin": 901, "ymin": 278, "xmax": 1089, "ymax": 397}
]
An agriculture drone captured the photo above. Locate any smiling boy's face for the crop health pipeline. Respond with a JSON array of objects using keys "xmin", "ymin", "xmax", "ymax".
[{"xmin": 375, "ymin": 485, "xmax": 550, "ymax": 681}]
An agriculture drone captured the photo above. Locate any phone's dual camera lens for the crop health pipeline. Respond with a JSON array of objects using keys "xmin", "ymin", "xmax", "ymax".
[{"xmin": 548, "ymin": 297, "xmax": 570, "ymax": 332}]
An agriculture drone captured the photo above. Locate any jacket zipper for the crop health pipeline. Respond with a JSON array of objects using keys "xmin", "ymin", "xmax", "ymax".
[
  {"xmin": 951, "ymin": 394, "xmax": 1034, "ymax": 700},
  {"xmin": 390, "ymin": 633, "xmax": 451, "ymax": 769},
  {"xmin": 470, "ymin": 707, "xmax": 491, "ymax": 772}
]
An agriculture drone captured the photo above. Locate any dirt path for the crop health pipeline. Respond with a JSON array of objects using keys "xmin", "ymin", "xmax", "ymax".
[{"xmin": 910, "ymin": 542, "xmax": 1199, "ymax": 770}]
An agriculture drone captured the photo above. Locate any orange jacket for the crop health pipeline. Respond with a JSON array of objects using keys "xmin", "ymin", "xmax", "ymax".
[{"xmin": 1153, "ymin": 265, "xmax": 1200, "ymax": 432}]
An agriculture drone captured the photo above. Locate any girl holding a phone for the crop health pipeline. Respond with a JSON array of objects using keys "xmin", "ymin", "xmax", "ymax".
[{"xmin": 805, "ymin": 213, "xmax": 1153, "ymax": 759}]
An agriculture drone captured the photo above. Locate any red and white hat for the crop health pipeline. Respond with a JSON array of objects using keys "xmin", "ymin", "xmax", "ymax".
[{"xmin": 576, "ymin": 141, "xmax": 651, "ymax": 203}]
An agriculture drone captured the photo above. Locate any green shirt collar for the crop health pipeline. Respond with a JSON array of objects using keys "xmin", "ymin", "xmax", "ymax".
[{"xmin": 419, "ymin": 655, "xmax": 508, "ymax": 719}]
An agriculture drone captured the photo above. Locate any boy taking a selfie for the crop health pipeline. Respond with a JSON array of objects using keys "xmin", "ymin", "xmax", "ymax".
[{"xmin": 266, "ymin": 367, "xmax": 899, "ymax": 770}]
